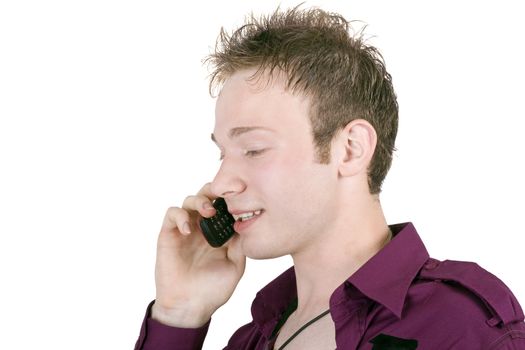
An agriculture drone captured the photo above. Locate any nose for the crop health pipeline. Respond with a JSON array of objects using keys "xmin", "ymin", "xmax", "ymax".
[{"xmin": 210, "ymin": 159, "xmax": 246, "ymax": 198}]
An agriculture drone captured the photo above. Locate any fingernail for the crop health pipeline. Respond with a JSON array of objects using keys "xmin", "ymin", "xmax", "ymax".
[
  {"xmin": 203, "ymin": 202, "xmax": 213, "ymax": 210},
  {"xmin": 183, "ymin": 222, "xmax": 191, "ymax": 234}
]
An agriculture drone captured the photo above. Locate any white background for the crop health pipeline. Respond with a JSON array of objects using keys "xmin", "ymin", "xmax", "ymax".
[{"xmin": 1, "ymin": 1, "xmax": 524, "ymax": 349}]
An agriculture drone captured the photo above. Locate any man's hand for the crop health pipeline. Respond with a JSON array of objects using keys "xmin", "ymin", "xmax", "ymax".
[{"xmin": 152, "ymin": 183, "xmax": 246, "ymax": 328}]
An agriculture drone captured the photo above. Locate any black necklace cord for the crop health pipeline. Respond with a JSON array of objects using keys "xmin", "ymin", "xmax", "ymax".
[{"xmin": 276, "ymin": 308, "xmax": 331, "ymax": 350}]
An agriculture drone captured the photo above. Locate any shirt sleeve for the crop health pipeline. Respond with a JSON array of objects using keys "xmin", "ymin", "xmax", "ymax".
[{"xmin": 134, "ymin": 301, "xmax": 210, "ymax": 350}]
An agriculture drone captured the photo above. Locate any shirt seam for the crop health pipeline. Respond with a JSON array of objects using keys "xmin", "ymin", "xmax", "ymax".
[{"xmin": 488, "ymin": 327, "xmax": 525, "ymax": 350}]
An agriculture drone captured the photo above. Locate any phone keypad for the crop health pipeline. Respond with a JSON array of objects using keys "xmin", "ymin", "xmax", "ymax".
[{"xmin": 199, "ymin": 197, "xmax": 235, "ymax": 247}]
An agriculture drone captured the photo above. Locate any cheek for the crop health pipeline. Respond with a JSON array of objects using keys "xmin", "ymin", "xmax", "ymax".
[
  {"xmin": 246, "ymin": 159, "xmax": 289, "ymax": 193},
  {"xmin": 256, "ymin": 153, "xmax": 308, "ymax": 189},
  {"xmin": 251, "ymin": 153, "xmax": 323, "ymax": 209}
]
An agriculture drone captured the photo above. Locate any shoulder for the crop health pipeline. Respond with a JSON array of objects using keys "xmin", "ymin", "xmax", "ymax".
[
  {"xmin": 413, "ymin": 258, "xmax": 525, "ymax": 347},
  {"xmin": 418, "ymin": 259, "xmax": 523, "ymax": 326}
]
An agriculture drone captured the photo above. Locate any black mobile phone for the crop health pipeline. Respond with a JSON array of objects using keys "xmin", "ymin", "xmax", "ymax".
[{"xmin": 199, "ymin": 197, "xmax": 236, "ymax": 247}]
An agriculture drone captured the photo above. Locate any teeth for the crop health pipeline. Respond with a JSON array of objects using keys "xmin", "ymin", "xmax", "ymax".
[{"xmin": 233, "ymin": 210, "xmax": 262, "ymax": 222}]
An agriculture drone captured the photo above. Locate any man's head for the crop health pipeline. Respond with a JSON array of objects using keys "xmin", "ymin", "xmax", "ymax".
[{"xmin": 206, "ymin": 5, "xmax": 398, "ymax": 194}]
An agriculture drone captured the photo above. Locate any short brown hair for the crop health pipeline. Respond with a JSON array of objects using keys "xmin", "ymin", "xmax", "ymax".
[{"xmin": 205, "ymin": 5, "xmax": 398, "ymax": 194}]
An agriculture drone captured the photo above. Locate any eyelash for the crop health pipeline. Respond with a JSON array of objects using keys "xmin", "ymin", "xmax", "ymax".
[
  {"xmin": 219, "ymin": 149, "xmax": 266, "ymax": 161},
  {"xmin": 244, "ymin": 149, "xmax": 266, "ymax": 157}
]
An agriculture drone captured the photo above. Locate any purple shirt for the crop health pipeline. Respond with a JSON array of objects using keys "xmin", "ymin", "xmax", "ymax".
[{"xmin": 135, "ymin": 222, "xmax": 525, "ymax": 349}]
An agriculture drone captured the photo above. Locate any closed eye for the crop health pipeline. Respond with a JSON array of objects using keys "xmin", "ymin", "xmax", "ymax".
[
  {"xmin": 219, "ymin": 149, "xmax": 267, "ymax": 161},
  {"xmin": 244, "ymin": 149, "xmax": 266, "ymax": 157}
]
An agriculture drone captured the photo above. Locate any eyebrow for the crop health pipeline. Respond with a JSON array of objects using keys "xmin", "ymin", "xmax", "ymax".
[{"xmin": 210, "ymin": 126, "xmax": 275, "ymax": 144}]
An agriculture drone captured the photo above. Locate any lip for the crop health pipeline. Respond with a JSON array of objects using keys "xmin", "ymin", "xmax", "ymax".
[{"xmin": 233, "ymin": 211, "xmax": 263, "ymax": 233}]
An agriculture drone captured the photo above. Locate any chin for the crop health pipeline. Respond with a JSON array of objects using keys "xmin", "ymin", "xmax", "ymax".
[{"xmin": 240, "ymin": 236, "xmax": 287, "ymax": 260}]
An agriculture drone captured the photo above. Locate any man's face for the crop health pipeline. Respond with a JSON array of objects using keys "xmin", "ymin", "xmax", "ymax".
[{"xmin": 211, "ymin": 69, "xmax": 341, "ymax": 259}]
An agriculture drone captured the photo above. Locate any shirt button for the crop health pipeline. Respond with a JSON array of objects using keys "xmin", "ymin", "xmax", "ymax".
[{"xmin": 424, "ymin": 259, "xmax": 439, "ymax": 270}]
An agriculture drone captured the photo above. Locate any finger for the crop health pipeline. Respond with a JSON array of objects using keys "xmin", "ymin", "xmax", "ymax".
[
  {"xmin": 161, "ymin": 206, "xmax": 192, "ymax": 235},
  {"xmin": 226, "ymin": 235, "xmax": 246, "ymax": 274},
  {"xmin": 196, "ymin": 182, "xmax": 215, "ymax": 197},
  {"xmin": 182, "ymin": 194, "xmax": 216, "ymax": 218}
]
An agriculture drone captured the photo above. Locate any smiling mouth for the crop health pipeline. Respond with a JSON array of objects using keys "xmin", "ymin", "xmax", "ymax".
[{"xmin": 233, "ymin": 209, "xmax": 264, "ymax": 222}]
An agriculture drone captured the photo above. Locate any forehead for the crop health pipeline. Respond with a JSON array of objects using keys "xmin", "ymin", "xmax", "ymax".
[{"xmin": 213, "ymin": 69, "xmax": 312, "ymax": 141}]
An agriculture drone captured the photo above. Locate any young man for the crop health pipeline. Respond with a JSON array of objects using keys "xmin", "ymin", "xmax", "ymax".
[{"xmin": 135, "ymin": 6, "xmax": 525, "ymax": 349}]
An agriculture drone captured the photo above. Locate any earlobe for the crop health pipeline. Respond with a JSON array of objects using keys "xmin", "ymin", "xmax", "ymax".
[{"xmin": 337, "ymin": 120, "xmax": 377, "ymax": 177}]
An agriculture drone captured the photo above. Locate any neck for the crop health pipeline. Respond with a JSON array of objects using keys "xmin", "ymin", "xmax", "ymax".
[{"xmin": 290, "ymin": 192, "xmax": 391, "ymax": 321}]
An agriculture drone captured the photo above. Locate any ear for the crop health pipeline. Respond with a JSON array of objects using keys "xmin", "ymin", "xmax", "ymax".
[{"xmin": 333, "ymin": 119, "xmax": 377, "ymax": 177}]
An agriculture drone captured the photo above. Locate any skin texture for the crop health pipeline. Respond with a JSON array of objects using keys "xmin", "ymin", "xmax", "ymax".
[{"xmin": 152, "ymin": 68, "xmax": 392, "ymax": 349}]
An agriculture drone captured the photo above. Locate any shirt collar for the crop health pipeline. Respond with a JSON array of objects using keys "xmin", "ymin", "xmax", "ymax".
[
  {"xmin": 251, "ymin": 266, "xmax": 297, "ymax": 337},
  {"xmin": 251, "ymin": 222, "xmax": 430, "ymax": 336},
  {"xmin": 333, "ymin": 222, "xmax": 430, "ymax": 318}
]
